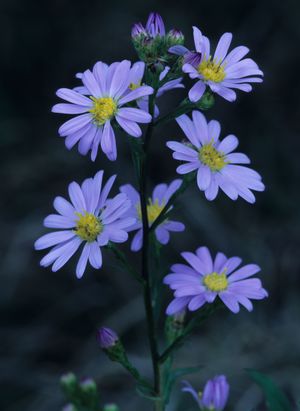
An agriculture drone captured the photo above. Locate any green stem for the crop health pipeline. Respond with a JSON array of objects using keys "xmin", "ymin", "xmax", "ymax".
[
  {"xmin": 154, "ymin": 90, "xmax": 215, "ymax": 127},
  {"xmin": 137, "ymin": 86, "xmax": 162, "ymax": 407}
]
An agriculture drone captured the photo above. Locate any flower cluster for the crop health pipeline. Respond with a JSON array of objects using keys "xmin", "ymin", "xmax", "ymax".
[
  {"xmin": 132, "ymin": 12, "xmax": 184, "ymax": 65},
  {"xmin": 36, "ymin": 11, "xmax": 269, "ymax": 409}
]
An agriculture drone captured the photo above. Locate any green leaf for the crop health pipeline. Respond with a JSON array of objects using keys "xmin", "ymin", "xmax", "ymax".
[{"xmin": 246, "ymin": 369, "xmax": 292, "ymax": 411}]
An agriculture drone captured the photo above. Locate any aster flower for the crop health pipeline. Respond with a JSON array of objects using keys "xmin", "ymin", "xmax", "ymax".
[
  {"xmin": 120, "ymin": 180, "xmax": 185, "ymax": 251},
  {"xmin": 164, "ymin": 246, "xmax": 268, "ymax": 315},
  {"xmin": 34, "ymin": 171, "xmax": 135, "ymax": 278},
  {"xmin": 128, "ymin": 62, "xmax": 184, "ymax": 117},
  {"xmin": 172, "ymin": 26, "xmax": 263, "ymax": 102},
  {"xmin": 52, "ymin": 60, "xmax": 153, "ymax": 161},
  {"xmin": 167, "ymin": 111, "xmax": 265, "ymax": 203},
  {"xmin": 182, "ymin": 376, "xmax": 229, "ymax": 411}
]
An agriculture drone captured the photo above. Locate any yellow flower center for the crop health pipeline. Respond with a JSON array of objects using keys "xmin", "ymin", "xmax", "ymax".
[
  {"xmin": 203, "ymin": 272, "xmax": 228, "ymax": 292},
  {"xmin": 129, "ymin": 81, "xmax": 141, "ymax": 91},
  {"xmin": 198, "ymin": 57, "xmax": 226, "ymax": 83},
  {"xmin": 75, "ymin": 212, "xmax": 102, "ymax": 242},
  {"xmin": 199, "ymin": 143, "xmax": 227, "ymax": 171},
  {"xmin": 89, "ymin": 97, "xmax": 117, "ymax": 126},
  {"xmin": 137, "ymin": 199, "xmax": 165, "ymax": 225}
]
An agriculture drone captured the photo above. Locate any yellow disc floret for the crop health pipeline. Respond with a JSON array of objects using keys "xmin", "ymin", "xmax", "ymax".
[
  {"xmin": 198, "ymin": 57, "xmax": 226, "ymax": 83},
  {"xmin": 89, "ymin": 97, "xmax": 117, "ymax": 126},
  {"xmin": 199, "ymin": 143, "xmax": 227, "ymax": 171},
  {"xmin": 75, "ymin": 212, "xmax": 103, "ymax": 242},
  {"xmin": 137, "ymin": 199, "xmax": 165, "ymax": 225},
  {"xmin": 203, "ymin": 272, "xmax": 228, "ymax": 292}
]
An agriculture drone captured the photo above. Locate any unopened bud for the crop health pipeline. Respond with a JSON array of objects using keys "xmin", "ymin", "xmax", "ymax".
[
  {"xmin": 80, "ymin": 377, "xmax": 97, "ymax": 394},
  {"xmin": 168, "ymin": 28, "xmax": 184, "ymax": 44},
  {"xmin": 131, "ymin": 22, "xmax": 147, "ymax": 39},
  {"xmin": 97, "ymin": 327, "xmax": 118, "ymax": 349},
  {"xmin": 196, "ymin": 91, "xmax": 215, "ymax": 110},
  {"xmin": 61, "ymin": 372, "xmax": 77, "ymax": 394},
  {"xmin": 146, "ymin": 12, "xmax": 166, "ymax": 37}
]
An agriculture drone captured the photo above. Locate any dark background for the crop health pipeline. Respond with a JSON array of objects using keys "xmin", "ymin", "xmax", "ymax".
[{"xmin": 1, "ymin": 0, "xmax": 300, "ymax": 410}]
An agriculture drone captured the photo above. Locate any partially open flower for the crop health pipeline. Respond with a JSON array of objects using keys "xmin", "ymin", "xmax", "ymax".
[{"xmin": 182, "ymin": 376, "xmax": 229, "ymax": 410}]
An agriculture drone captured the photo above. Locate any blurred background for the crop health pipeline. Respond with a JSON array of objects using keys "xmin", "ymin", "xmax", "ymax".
[{"xmin": 1, "ymin": 0, "xmax": 300, "ymax": 409}]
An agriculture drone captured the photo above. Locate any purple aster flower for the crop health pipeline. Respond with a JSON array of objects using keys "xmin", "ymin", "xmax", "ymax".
[
  {"xmin": 167, "ymin": 111, "xmax": 265, "ymax": 203},
  {"xmin": 34, "ymin": 171, "xmax": 136, "ymax": 278},
  {"xmin": 52, "ymin": 60, "xmax": 153, "ymax": 161},
  {"xmin": 97, "ymin": 327, "xmax": 119, "ymax": 349},
  {"xmin": 181, "ymin": 27, "xmax": 263, "ymax": 102},
  {"xmin": 120, "ymin": 180, "xmax": 185, "ymax": 252},
  {"xmin": 164, "ymin": 246, "xmax": 268, "ymax": 315},
  {"xmin": 182, "ymin": 376, "xmax": 229, "ymax": 410},
  {"xmin": 128, "ymin": 62, "xmax": 184, "ymax": 117}
]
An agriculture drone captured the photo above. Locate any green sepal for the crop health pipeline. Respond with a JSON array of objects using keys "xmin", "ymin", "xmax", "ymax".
[
  {"xmin": 61, "ymin": 374, "xmax": 100, "ymax": 411},
  {"xmin": 246, "ymin": 369, "xmax": 292, "ymax": 411},
  {"xmin": 195, "ymin": 91, "xmax": 215, "ymax": 110},
  {"xmin": 132, "ymin": 35, "xmax": 184, "ymax": 67},
  {"xmin": 61, "ymin": 373, "xmax": 80, "ymax": 403}
]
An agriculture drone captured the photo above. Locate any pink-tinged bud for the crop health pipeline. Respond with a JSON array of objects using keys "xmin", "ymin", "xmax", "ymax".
[
  {"xmin": 168, "ymin": 28, "xmax": 184, "ymax": 42},
  {"xmin": 131, "ymin": 22, "xmax": 147, "ymax": 38},
  {"xmin": 97, "ymin": 327, "xmax": 118, "ymax": 349},
  {"xmin": 146, "ymin": 12, "xmax": 166, "ymax": 37}
]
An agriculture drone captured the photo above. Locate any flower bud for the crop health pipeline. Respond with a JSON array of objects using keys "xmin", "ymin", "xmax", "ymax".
[
  {"xmin": 146, "ymin": 12, "xmax": 166, "ymax": 37},
  {"xmin": 168, "ymin": 28, "xmax": 184, "ymax": 44},
  {"xmin": 61, "ymin": 372, "xmax": 77, "ymax": 394},
  {"xmin": 165, "ymin": 309, "xmax": 186, "ymax": 343},
  {"xmin": 79, "ymin": 377, "xmax": 97, "ymax": 394},
  {"xmin": 131, "ymin": 22, "xmax": 147, "ymax": 39},
  {"xmin": 97, "ymin": 327, "xmax": 118, "ymax": 349},
  {"xmin": 196, "ymin": 91, "xmax": 215, "ymax": 110}
]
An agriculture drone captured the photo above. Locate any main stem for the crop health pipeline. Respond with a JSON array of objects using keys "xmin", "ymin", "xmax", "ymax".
[{"xmin": 139, "ymin": 89, "xmax": 163, "ymax": 410}]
